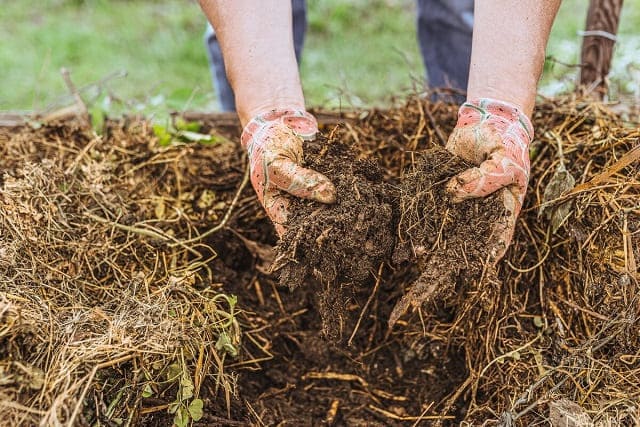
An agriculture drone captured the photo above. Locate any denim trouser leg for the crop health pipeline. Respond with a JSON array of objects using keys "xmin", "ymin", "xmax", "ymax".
[
  {"xmin": 417, "ymin": 0, "xmax": 474, "ymax": 101},
  {"xmin": 204, "ymin": 0, "xmax": 308, "ymax": 112}
]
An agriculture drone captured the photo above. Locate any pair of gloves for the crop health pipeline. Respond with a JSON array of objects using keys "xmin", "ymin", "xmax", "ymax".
[{"xmin": 241, "ymin": 99, "xmax": 533, "ymax": 263}]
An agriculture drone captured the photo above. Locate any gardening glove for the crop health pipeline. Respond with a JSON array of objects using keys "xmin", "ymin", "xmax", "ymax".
[
  {"xmin": 445, "ymin": 98, "xmax": 534, "ymax": 263},
  {"xmin": 241, "ymin": 109, "xmax": 336, "ymax": 236}
]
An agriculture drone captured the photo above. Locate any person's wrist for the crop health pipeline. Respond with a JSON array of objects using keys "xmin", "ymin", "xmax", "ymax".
[
  {"xmin": 239, "ymin": 101, "xmax": 304, "ymax": 125},
  {"xmin": 235, "ymin": 82, "xmax": 306, "ymax": 127},
  {"xmin": 466, "ymin": 78, "xmax": 537, "ymax": 118},
  {"xmin": 241, "ymin": 109, "xmax": 318, "ymax": 151},
  {"xmin": 461, "ymin": 98, "xmax": 534, "ymax": 141}
]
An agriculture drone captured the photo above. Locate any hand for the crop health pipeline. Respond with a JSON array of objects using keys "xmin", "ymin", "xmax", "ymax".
[
  {"xmin": 241, "ymin": 109, "xmax": 336, "ymax": 236},
  {"xmin": 445, "ymin": 98, "xmax": 534, "ymax": 262}
]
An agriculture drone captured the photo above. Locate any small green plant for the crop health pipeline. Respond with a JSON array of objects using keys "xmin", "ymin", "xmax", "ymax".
[
  {"xmin": 166, "ymin": 354, "xmax": 204, "ymax": 427},
  {"xmin": 163, "ymin": 293, "xmax": 239, "ymax": 426},
  {"xmin": 212, "ymin": 294, "xmax": 240, "ymax": 358},
  {"xmin": 153, "ymin": 118, "xmax": 225, "ymax": 147}
]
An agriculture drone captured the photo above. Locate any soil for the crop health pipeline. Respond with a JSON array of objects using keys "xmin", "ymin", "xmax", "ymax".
[
  {"xmin": 188, "ymin": 128, "xmax": 470, "ymax": 425},
  {"xmin": 189, "ymin": 102, "xmax": 640, "ymax": 425},
  {"xmin": 213, "ymin": 272, "xmax": 467, "ymax": 426},
  {"xmin": 274, "ymin": 136, "xmax": 398, "ymax": 341},
  {"xmin": 274, "ymin": 141, "xmax": 507, "ymax": 340},
  {"xmin": 390, "ymin": 148, "xmax": 507, "ymax": 326}
]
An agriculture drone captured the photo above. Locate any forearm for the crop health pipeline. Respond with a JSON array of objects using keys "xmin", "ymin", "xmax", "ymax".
[
  {"xmin": 198, "ymin": 0, "xmax": 305, "ymax": 126},
  {"xmin": 467, "ymin": 1, "xmax": 561, "ymax": 117}
]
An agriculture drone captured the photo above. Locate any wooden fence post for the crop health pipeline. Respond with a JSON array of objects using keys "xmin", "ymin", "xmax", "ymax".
[{"xmin": 579, "ymin": 0, "xmax": 624, "ymax": 99}]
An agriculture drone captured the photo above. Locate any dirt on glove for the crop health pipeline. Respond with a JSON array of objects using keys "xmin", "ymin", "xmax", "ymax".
[{"xmin": 274, "ymin": 136, "xmax": 398, "ymax": 341}]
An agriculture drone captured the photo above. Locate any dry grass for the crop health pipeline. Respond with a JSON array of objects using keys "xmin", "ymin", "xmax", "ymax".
[
  {"xmin": 0, "ymin": 120, "xmax": 245, "ymax": 426},
  {"xmin": 0, "ymin": 95, "xmax": 638, "ymax": 425}
]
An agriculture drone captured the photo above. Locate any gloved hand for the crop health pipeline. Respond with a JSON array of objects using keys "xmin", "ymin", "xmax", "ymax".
[
  {"xmin": 445, "ymin": 98, "xmax": 534, "ymax": 262},
  {"xmin": 241, "ymin": 109, "xmax": 336, "ymax": 236}
]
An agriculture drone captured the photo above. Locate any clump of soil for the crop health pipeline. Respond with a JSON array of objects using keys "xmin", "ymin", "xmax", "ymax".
[
  {"xmin": 275, "ymin": 141, "xmax": 511, "ymax": 338},
  {"xmin": 274, "ymin": 136, "xmax": 398, "ymax": 340},
  {"xmin": 389, "ymin": 147, "xmax": 508, "ymax": 326}
]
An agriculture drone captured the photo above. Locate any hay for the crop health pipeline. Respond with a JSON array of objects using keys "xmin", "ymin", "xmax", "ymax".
[
  {"xmin": 0, "ymin": 96, "xmax": 638, "ymax": 425},
  {"xmin": 0, "ymin": 121, "xmax": 246, "ymax": 425}
]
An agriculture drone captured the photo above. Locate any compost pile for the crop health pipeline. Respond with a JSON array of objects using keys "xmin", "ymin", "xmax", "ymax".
[{"xmin": 0, "ymin": 97, "xmax": 638, "ymax": 426}]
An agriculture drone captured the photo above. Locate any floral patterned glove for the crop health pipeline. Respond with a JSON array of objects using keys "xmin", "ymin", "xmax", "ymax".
[
  {"xmin": 241, "ymin": 109, "xmax": 336, "ymax": 236},
  {"xmin": 445, "ymin": 98, "xmax": 534, "ymax": 262}
]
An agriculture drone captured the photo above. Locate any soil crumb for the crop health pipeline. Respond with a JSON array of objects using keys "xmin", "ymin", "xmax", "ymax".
[
  {"xmin": 275, "ymin": 136, "xmax": 398, "ymax": 340},
  {"xmin": 389, "ymin": 147, "xmax": 508, "ymax": 326}
]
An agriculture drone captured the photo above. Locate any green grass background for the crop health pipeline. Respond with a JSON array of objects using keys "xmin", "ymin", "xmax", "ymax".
[{"xmin": 2, "ymin": 0, "xmax": 639, "ymax": 115}]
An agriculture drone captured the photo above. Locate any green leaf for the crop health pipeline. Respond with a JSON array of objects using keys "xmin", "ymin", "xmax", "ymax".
[
  {"xmin": 153, "ymin": 124, "xmax": 173, "ymax": 146},
  {"xmin": 533, "ymin": 316, "xmax": 544, "ymax": 328},
  {"xmin": 173, "ymin": 406, "xmax": 190, "ymax": 427},
  {"xmin": 228, "ymin": 295, "xmax": 238, "ymax": 310},
  {"xmin": 28, "ymin": 119, "xmax": 43, "ymax": 130},
  {"xmin": 167, "ymin": 401, "xmax": 180, "ymax": 415},
  {"xmin": 89, "ymin": 106, "xmax": 105, "ymax": 135},
  {"xmin": 166, "ymin": 363, "xmax": 182, "ymax": 382},
  {"xmin": 180, "ymin": 372, "xmax": 194, "ymax": 400},
  {"xmin": 215, "ymin": 331, "xmax": 238, "ymax": 358},
  {"xmin": 188, "ymin": 399, "xmax": 204, "ymax": 421},
  {"xmin": 178, "ymin": 130, "xmax": 214, "ymax": 143},
  {"xmin": 142, "ymin": 383, "xmax": 154, "ymax": 398},
  {"xmin": 154, "ymin": 119, "xmax": 224, "ymax": 146},
  {"xmin": 175, "ymin": 118, "xmax": 201, "ymax": 132}
]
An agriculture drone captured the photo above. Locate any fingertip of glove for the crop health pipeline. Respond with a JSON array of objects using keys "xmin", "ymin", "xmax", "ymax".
[
  {"xmin": 312, "ymin": 180, "xmax": 337, "ymax": 204},
  {"xmin": 283, "ymin": 112, "xmax": 318, "ymax": 141},
  {"xmin": 445, "ymin": 176, "xmax": 473, "ymax": 203},
  {"xmin": 274, "ymin": 222, "xmax": 286, "ymax": 238},
  {"xmin": 285, "ymin": 173, "xmax": 336, "ymax": 204}
]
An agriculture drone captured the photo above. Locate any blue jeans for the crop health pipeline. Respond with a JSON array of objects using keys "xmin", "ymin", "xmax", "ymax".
[
  {"xmin": 417, "ymin": 0, "xmax": 473, "ymax": 102},
  {"xmin": 205, "ymin": 0, "xmax": 473, "ymax": 111}
]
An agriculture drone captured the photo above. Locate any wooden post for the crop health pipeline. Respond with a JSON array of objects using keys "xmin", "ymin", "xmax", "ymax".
[{"xmin": 579, "ymin": 0, "xmax": 624, "ymax": 99}]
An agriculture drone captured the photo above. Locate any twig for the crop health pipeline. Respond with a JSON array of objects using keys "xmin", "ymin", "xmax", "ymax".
[
  {"xmin": 0, "ymin": 401, "xmax": 47, "ymax": 415},
  {"xmin": 411, "ymin": 402, "xmax": 435, "ymax": 427},
  {"xmin": 424, "ymin": 104, "xmax": 447, "ymax": 146},
  {"xmin": 367, "ymin": 404, "xmax": 454, "ymax": 421},
  {"xmin": 303, "ymin": 371, "xmax": 369, "ymax": 388},
  {"xmin": 86, "ymin": 212, "xmax": 172, "ymax": 241},
  {"xmin": 86, "ymin": 212, "xmax": 201, "ymax": 257},
  {"xmin": 60, "ymin": 67, "xmax": 90, "ymax": 128},
  {"xmin": 568, "ymin": 144, "xmax": 640, "ymax": 195},
  {"xmin": 479, "ymin": 333, "xmax": 542, "ymax": 378},
  {"xmin": 65, "ymin": 135, "xmax": 101, "ymax": 175},
  {"xmin": 347, "ymin": 263, "xmax": 384, "ymax": 346}
]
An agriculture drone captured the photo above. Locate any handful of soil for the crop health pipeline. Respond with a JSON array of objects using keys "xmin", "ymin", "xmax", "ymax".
[
  {"xmin": 274, "ymin": 136, "xmax": 398, "ymax": 340},
  {"xmin": 389, "ymin": 147, "xmax": 508, "ymax": 326},
  {"xmin": 274, "ymin": 140, "xmax": 510, "ymax": 338}
]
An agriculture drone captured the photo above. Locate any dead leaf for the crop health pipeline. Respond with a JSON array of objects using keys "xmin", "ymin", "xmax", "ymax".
[
  {"xmin": 229, "ymin": 229, "xmax": 275, "ymax": 275},
  {"xmin": 549, "ymin": 399, "xmax": 593, "ymax": 427},
  {"xmin": 154, "ymin": 198, "xmax": 166, "ymax": 220},
  {"xmin": 540, "ymin": 163, "xmax": 576, "ymax": 233}
]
